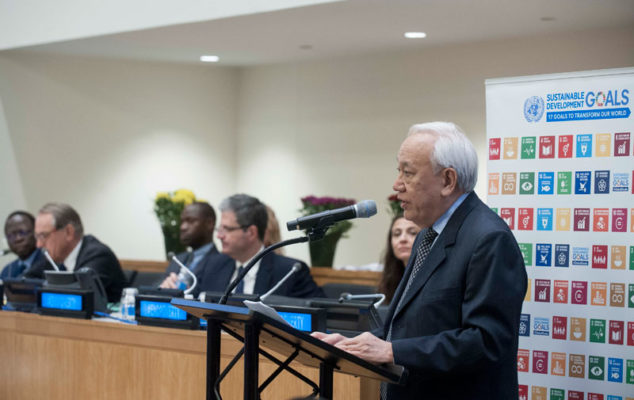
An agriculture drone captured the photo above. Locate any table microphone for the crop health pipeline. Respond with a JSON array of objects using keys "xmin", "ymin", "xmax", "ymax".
[
  {"xmin": 42, "ymin": 249, "xmax": 61, "ymax": 271},
  {"xmin": 338, "ymin": 292, "xmax": 386, "ymax": 307},
  {"xmin": 259, "ymin": 262, "xmax": 302, "ymax": 302},
  {"xmin": 168, "ymin": 252, "xmax": 198, "ymax": 296}
]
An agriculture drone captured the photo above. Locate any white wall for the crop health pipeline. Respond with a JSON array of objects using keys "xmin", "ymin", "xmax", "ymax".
[
  {"xmin": 0, "ymin": 26, "xmax": 632, "ymax": 266},
  {"xmin": 0, "ymin": 98, "xmax": 28, "ymax": 264},
  {"xmin": 0, "ymin": 52, "xmax": 239, "ymax": 259}
]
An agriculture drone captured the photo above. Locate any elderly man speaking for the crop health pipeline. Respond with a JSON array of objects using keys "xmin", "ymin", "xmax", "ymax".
[{"xmin": 313, "ymin": 122, "xmax": 527, "ymax": 400}]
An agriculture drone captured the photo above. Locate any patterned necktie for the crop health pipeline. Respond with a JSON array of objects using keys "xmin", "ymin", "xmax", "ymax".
[
  {"xmin": 234, "ymin": 265, "xmax": 245, "ymax": 294},
  {"xmin": 380, "ymin": 227, "xmax": 438, "ymax": 400}
]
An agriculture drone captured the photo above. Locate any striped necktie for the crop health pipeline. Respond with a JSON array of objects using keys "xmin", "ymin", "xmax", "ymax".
[
  {"xmin": 234, "ymin": 264, "xmax": 245, "ymax": 294},
  {"xmin": 380, "ymin": 227, "xmax": 438, "ymax": 400}
]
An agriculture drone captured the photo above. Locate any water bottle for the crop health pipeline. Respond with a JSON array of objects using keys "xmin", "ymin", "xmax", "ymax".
[
  {"xmin": 120, "ymin": 287, "xmax": 138, "ymax": 321},
  {"xmin": 176, "ymin": 269, "xmax": 193, "ymax": 290}
]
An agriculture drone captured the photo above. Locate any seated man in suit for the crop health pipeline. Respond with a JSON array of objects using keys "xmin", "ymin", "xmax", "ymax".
[
  {"xmin": 312, "ymin": 122, "xmax": 527, "ymax": 400},
  {"xmin": 1, "ymin": 211, "xmax": 49, "ymax": 279},
  {"xmin": 33, "ymin": 202, "xmax": 127, "ymax": 303},
  {"xmin": 160, "ymin": 201, "xmax": 218, "ymax": 289},
  {"xmin": 196, "ymin": 194, "xmax": 324, "ymax": 298}
]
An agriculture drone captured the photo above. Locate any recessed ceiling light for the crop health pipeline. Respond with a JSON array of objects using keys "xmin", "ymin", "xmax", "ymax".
[
  {"xmin": 404, "ymin": 32, "xmax": 427, "ymax": 39},
  {"xmin": 299, "ymin": 44, "xmax": 313, "ymax": 50},
  {"xmin": 540, "ymin": 17, "xmax": 556, "ymax": 22},
  {"xmin": 200, "ymin": 55, "xmax": 219, "ymax": 63}
]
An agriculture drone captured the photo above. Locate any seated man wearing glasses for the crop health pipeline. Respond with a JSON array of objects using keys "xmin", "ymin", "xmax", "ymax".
[
  {"xmin": 195, "ymin": 194, "xmax": 324, "ymax": 298},
  {"xmin": 1, "ymin": 211, "xmax": 49, "ymax": 279},
  {"xmin": 33, "ymin": 202, "xmax": 127, "ymax": 302}
]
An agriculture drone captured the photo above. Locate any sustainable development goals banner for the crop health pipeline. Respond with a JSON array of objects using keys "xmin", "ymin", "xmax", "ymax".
[{"xmin": 486, "ymin": 67, "xmax": 634, "ymax": 400}]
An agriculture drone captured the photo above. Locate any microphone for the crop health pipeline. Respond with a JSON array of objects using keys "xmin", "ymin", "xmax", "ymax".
[
  {"xmin": 242, "ymin": 263, "xmax": 304, "ymax": 327},
  {"xmin": 338, "ymin": 292, "xmax": 386, "ymax": 307},
  {"xmin": 0, "ymin": 249, "xmax": 11, "ymax": 256},
  {"xmin": 286, "ymin": 200, "xmax": 377, "ymax": 231},
  {"xmin": 168, "ymin": 251, "xmax": 198, "ymax": 296},
  {"xmin": 259, "ymin": 262, "xmax": 302, "ymax": 302},
  {"xmin": 41, "ymin": 248, "xmax": 61, "ymax": 272}
]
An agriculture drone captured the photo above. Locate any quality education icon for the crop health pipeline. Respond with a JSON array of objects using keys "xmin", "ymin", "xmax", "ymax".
[{"xmin": 524, "ymin": 96, "xmax": 545, "ymax": 122}]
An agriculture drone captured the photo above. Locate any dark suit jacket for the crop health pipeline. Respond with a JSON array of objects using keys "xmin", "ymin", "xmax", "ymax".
[
  {"xmin": 2, "ymin": 248, "xmax": 49, "ymax": 279},
  {"xmin": 196, "ymin": 251, "xmax": 325, "ymax": 298},
  {"xmin": 379, "ymin": 192, "xmax": 527, "ymax": 400},
  {"xmin": 26, "ymin": 235, "xmax": 126, "ymax": 302},
  {"xmin": 75, "ymin": 235, "xmax": 126, "ymax": 303}
]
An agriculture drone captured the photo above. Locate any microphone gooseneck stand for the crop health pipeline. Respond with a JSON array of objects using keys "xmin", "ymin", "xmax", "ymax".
[{"xmin": 210, "ymin": 225, "xmax": 333, "ymax": 400}]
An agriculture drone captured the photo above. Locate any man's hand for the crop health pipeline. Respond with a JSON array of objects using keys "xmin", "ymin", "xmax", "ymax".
[
  {"xmin": 159, "ymin": 272, "xmax": 179, "ymax": 289},
  {"xmin": 312, "ymin": 331, "xmax": 394, "ymax": 364},
  {"xmin": 311, "ymin": 331, "xmax": 347, "ymax": 346}
]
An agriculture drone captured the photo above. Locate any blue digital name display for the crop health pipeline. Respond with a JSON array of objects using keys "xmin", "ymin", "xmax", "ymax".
[
  {"xmin": 139, "ymin": 300, "xmax": 187, "ymax": 321},
  {"xmin": 41, "ymin": 292, "xmax": 83, "ymax": 311},
  {"xmin": 277, "ymin": 311, "xmax": 312, "ymax": 332}
]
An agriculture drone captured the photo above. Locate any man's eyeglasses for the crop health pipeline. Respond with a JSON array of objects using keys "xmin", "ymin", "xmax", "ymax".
[
  {"xmin": 6, "ymin": 230, "xmax": 33, "ymax": 242},
  {"xmin": 216, "ymin": 225, "xmax": 246, "ymax": 234},
  {"xmin": 34, "ymin": 229, "xmax": 58, "ymax": 242}
]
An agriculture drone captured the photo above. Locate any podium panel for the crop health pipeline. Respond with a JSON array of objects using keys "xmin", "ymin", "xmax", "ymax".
[
  {"xmin": 0, "ymin": 311, "xmax": 376, "ymax": 400},
  {"xmin": 173, "ymin": 299, "xmax": 404, "ymax": 400}
]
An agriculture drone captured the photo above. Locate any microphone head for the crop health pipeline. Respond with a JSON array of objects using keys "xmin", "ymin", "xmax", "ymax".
[
  {"xmin": 291, "ymin": 262, "xmax": 302, "ymax": 272},
  {"xmin": 167, "ymin": 251, "xmax": 176, "ymax": 260},
  {"xmin": 355, "ymin": 200, "xmax": 377, "ymax": 218},
  {"xmin": 338, "ymin": 292, "xmax": 352, "ymax": 303}
]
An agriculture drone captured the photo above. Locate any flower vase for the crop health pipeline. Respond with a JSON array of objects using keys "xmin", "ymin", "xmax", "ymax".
[
  {"xmin": 308, "ymin": 232, "xmax": 342, "ymax": 267},
  {"xmin": 162, "ymin": 227, "xmax": 185, "ymax": 259}
]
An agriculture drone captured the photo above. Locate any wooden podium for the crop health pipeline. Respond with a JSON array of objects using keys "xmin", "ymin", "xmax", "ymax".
[{"xmin": 172, "ymin": 299, "xmax": 405, "ymax": 400}]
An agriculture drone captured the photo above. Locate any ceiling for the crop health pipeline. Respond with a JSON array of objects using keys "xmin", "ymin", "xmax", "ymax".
[{"xmin": 13, "ymin": 0, "xmax": 634, "ymax": 66}]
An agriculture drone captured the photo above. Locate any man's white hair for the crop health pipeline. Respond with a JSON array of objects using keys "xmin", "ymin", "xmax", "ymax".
[{"xmin": 408, "ymin": 121, "xmax": 478, "ymax": 192}]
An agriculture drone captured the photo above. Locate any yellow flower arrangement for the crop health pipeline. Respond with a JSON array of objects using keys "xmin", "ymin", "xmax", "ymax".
[{"xmin": 154, "ymin": 188, "xmax": 197, "ymax": 256}]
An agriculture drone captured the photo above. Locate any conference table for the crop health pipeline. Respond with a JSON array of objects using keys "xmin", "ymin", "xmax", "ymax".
[{"xmin": 0, "ymin": 310, "xmax": 380, "ymax": 400}]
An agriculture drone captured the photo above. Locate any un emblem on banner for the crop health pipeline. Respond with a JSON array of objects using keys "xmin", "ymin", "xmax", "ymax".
[{"xmin": 524, "ymin": 96, "xmax": 544, "ymax": 122}]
